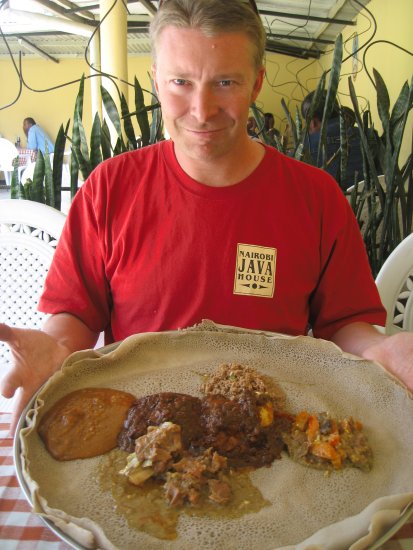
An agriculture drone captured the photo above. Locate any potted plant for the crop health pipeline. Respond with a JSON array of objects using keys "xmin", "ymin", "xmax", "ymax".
[
  {"xmin": 254, "ymin": 35, "xmax": 413, "ymax": 277},
  {"xmin": 10, "ymin": 75, "xmax": 162, "ymax": 210}
]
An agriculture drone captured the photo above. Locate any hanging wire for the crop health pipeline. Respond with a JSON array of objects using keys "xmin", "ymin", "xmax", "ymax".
[
  {"xmin": 0, "ymin": 0, "xmax": 157, "ymax": 100},
  {"xmin": 0, "ymin": 25, "xmax": 22, "ymax": 110}
]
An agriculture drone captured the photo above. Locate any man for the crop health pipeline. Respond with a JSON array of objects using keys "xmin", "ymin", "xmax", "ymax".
[
  {"xmin": 1, "ymin": 0, "xmax": 412, "ymax": 432},
  {"xmin": 301, "ymin": 91, "xmax": 367, "ymax": 191},
  {"xmin": 23, "ymin": 117, "xmax": 55, "ymax": 155}
]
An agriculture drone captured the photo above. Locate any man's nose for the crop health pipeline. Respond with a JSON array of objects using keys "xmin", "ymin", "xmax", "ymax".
[{"xmin": 190, "ymin": 88, "xmax": 219, "ymax": 122}]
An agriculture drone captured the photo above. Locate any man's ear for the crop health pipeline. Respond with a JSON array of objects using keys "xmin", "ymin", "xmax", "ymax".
[{"xmin": 251, "ymin": 66, "xmax": 265, "ymax": 103}]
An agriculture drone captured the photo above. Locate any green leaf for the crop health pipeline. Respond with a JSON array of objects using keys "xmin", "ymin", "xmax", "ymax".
[
  {"xmin": 113, "ymin": 137, "xmax": 123, "ymax": 156},
  {"xmin": 281, "ymin": 97, "xmax": 297, "ymax": 147},
  {"xmin": 348, "ymin": 77, "xmax": 379, "ymax": 182},
  {"xmin": 319, "ymin": 34, "xmax": 342, "ymax": 167},
  {"xmin": 390, "ymin": 76, "xmax": 413, "ymax": 172},
  {"xmin": 134, "ymin": 76, "xmax": 151, "ymax": 146},
  {"xmin": 101, "ymin": 120, "xmax": 112, "ymax": 160},
  {"xmin": 10, "ymin": 159, "xmax": 20, "ymax": 199},
  {"xmin": 295, "ymin": 105, "xmax": 302, "ymax": 142},
  {"xmin": 374, "ymin": 68, "xmax": 390, "ymax": 133},
  {"xmin": 101, "ymin": 85, "xmax": 122, "ymax": 139},
  {"xmin": 32, "ymin": 152, "xmax": 46, "ymax": 203},
  {"xmin": 149, "ymin": 75, "xmax": 163, "ymax": 144},
  {"xmin": 52, "ymin": 122, "xmax": 69, "ymax": 210},
  {"xmin": 121, "ymin": 92, "xmax": 137, "ymax": 149},
  {"xmin": 90, "ymin": 113, "xmax": 103, "ymax": 168},
  {"xmin": 390, "ymin": 81, "xmax": 409, "ymax": 135},
  {"xmin": 77, "ymin": 112, "xmax": 90, "ymax": 163},
  {"xmin": 339, "ymin": 113, "xmax": 348, "ymax": 187},
  {"xmin": 70, "ymin": 76, "xmax": 84, "ymax": 198},
  {"xmin": 44, "ymin": 144, "xmax": 54, "ymax": 206},
  {"xmin": 71, "ymin": 142, "xmax": 92, "ymax": 180}
]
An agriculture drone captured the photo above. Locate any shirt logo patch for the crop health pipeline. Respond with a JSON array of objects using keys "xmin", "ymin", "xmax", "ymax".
[{"xmin": 233, "ymin": 243, "xmax": 277, "ymax": 298}]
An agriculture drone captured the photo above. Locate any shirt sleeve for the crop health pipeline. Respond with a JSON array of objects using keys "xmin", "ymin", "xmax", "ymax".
[
  {"xmin": 308, "ymin": 180, "xmax": 386, "ymax": 340},
  {"xmin": 38, "ymin": 178, "xmax": 112, "ymax": 334}
]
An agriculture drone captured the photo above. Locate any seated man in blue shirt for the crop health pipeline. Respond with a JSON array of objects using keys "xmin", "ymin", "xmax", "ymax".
[
  {"xmin": 301, "ymin": 92, "xmax": 368, "ymax": 191},
  {"xmin": 23, "ymin": 117, "xmax": 54, "ymax": 156}
]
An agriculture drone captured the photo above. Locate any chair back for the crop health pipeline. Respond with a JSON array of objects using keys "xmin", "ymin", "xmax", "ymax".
[
  {"xmin": 0, "ymin": 139, "xmax": 18, "ymax": 171},
  {"xmin": 375, "ymin": 232, "xmax": 413, "ymax": 334},
  {"xmin": 0, "ymin": 199, "xmax": 66, "ymax": 366},
  {"xmin": 0, "ymin": 139, "xmax": 18, "ymax": 185}
]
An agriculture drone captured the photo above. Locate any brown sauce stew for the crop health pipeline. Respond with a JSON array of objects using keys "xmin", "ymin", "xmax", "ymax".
[{"xmin": 38, "ymin": 388, "xmax": 136, "ymax": 460}]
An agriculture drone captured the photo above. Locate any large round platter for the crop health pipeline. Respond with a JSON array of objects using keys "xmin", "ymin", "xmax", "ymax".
[{"xmin": 15, "ymin": 321, "xmax": 413, "ymax": 549}]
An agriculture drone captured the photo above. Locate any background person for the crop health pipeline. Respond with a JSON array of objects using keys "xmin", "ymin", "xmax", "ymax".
[
  {"xmin": 23, "ymin": 117, "xmax": 55, "ymax": 156},
  {"xmin": 247, "ymin": 115, "xmax": 260, "ymax": 139},
  {"xmin": 263, "ymin": 111, "xmax": 280, "ymax": 139},
  {"xmin": 301, "ymin": 91, "xmax": 367, "ymax": 191},
  {"xmin": 1, "ymin": 0, "xmax": 412, "ymax": 432}
]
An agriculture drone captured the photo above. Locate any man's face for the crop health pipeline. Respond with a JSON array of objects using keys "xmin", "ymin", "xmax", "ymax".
[{"xmin": 152, "ymin": 27, "xmax": 264, "ymax": 164}]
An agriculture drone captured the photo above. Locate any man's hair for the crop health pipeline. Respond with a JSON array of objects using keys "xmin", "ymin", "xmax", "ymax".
[
  {"xmin": 150, "ymin": 0, "xmax": 266, "ymax": 71},
  {"xmin": 24, "ymin": 117, "xmax": 36, "ymax": 126},
  {"xmin": 301, "ymin": 91, "xmax": 340, "ymax": 122}
]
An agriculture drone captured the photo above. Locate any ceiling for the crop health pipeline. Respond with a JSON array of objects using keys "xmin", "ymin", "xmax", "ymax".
[{"xmin": 0, "ymin": 0, "xmax": 371, "ymax": 63}]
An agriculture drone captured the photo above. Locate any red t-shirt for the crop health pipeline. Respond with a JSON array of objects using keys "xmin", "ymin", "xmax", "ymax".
[{"xmin": 39, "ymin": 140, "xmax": 386, "ymax": 343}]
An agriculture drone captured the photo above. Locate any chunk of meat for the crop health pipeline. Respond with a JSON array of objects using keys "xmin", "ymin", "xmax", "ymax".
[
  {"xmin": 120, "ymin": 422, "xmax": 183, "ymax": 485},
  {"xmin": 163, "ymin": 448, "xmax": 231, "ymax": 507},
  {"xmin": 134, "ymin": 422, "xmax": 182, "ymax": 474},
  {"xmin": 119, "ymin": 390, "xmax": 290, "ymax": 468},
  {"xmin": 118, "ymin": 392, "xmax": 203, "ymax": 453}
]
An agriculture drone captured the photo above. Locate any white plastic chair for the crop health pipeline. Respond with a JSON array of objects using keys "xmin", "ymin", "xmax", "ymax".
[
  {"xmin": 375, "ymin": 232, "xmax": 413, "ymax": 334},
  {"xmin": 0, "ymin": 199, "xmax": 66, "ymax": 367},
  {"xmin": 0, "ymin": 138, "xmax": 18, "ymax": 185}
]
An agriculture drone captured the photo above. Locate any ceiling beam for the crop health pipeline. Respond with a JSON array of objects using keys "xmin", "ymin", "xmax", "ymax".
[
  {"xmin": 308, "ymin": 0, "xmax": 348, "ymax": 48},
  {"xmin": 266, "ymin": 33, "xmax": 334, "ymax": 45},
  {"xmin": 17, "ymin": 36, "xmax": 60, "ymax": 63},
  {"xmin": 31, "ymin": 0, "xmax": 97, "ymax": 26},
  {"xmin": 265, "ymin": 40, "xmax": 320, "ymax": 59},
  {"xmin": 259, "ymin": 9, "xmax": 355, "ymax": 26},
  {"xmin": 53, "ymin": 0, "xmax": 96, "ymax": 20},
  {"xmin": 138, "ymin": 0, "xmax": 157, "ymax": 16}
]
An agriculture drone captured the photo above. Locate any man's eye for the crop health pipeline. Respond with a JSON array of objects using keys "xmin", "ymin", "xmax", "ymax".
[
  {"xmin": 219, "ymin": 80, "xmax": 233, "ymax": 87},
  {"xmin": 173, "ymin": 79, "xmax": 186, "ymax": 86}
]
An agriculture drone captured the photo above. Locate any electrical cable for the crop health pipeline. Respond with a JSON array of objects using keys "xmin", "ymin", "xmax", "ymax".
[
  {"xmin": 362, "ymin": 40, "xmax": 413, "ymax": 87},
  {"xmin": 0, "ymin": 0, "xmax": 411, "ymax": 128},
  {"xmin": 1, "ymin": 0, "xmax": 157, "ymax": 100},
  {"xmin": 262, "ymin": 0, "xmax": 382, "ymax": 121},
  {"xmin": 83, "ymin": 0, "xmax": 158, "ymax": 101},
  {"xmin": 0, "ymin": 24, "xmax": 22, "ymax": 110}
]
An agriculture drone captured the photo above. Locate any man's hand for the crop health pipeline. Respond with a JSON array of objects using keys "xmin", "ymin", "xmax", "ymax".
[
  {"xmin": 0, "ymin": 323, "xmax": 72, "ymax": 432},
  {"xmin": 331, "ymin": 322, "xmax": 413, "ymax": 393},
  {"xmin": 361, "ymin": 331, "xmax": 413, "ymax": 393},
  {"xmin": 0, "ymin": 314, "xmax": 100, "ymax": 433}
]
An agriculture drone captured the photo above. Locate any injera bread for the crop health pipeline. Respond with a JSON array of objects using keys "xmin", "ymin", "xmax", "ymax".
[{"xmin": 17, "ymin": 320, "xmax": 413, "ymax": 550}]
